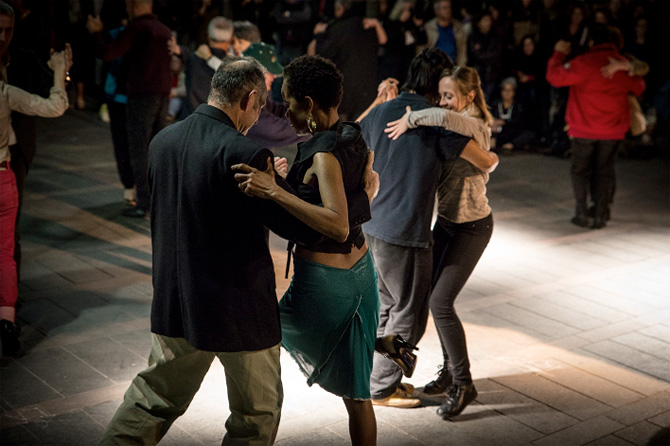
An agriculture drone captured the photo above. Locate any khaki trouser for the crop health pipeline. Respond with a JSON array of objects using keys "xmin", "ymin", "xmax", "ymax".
[{"xmin": 100, "ymin": 334, "xmax": 283, "ymax": 446}]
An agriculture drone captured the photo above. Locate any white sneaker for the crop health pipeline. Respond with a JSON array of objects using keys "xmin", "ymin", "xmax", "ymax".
[{"xmin": 123, "ymin": 187, "xmax": 136, "ymax": 205}]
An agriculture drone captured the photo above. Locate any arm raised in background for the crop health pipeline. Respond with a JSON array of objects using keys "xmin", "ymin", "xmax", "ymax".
[{"xmin": 5, "ymin": 45, "xmax": 72, "ymax": 117}]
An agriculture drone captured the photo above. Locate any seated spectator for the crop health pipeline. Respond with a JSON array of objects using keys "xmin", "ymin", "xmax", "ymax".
[
  {"xmin": 510, "ymin": 34, "xmax": 546, "ymax": 135},
  {"xmin": 490, "ymin": 77, "xmax": 536, "ymax": 153},
  {"xmin": 467, "ymin": 11, "xmax": 503, "ymax": 101}
]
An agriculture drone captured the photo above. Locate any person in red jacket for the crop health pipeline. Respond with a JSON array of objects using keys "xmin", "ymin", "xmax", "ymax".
[{"xmin": 546, "ymin": 24, "xmax": 645, "ymax": 229}]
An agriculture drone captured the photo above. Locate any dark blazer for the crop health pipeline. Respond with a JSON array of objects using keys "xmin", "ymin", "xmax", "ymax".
[{"xmin": 148, "ymin": 104, "xmax": 369, "ymax": 352}]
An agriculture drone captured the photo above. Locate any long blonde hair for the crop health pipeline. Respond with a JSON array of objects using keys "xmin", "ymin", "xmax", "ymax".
[{"xmin": 441, "ymin": 66, "xmax": 493, "ymax": 125}]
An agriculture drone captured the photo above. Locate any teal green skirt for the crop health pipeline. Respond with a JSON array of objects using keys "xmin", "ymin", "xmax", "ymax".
[{"xmin": 279, "ymin": 250, "xmax": 380, "ymax": 399}]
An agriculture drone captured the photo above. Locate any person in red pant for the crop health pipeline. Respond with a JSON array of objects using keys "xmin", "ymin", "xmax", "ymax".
[
  {"xmin": 0, "ymin": 1, "xmax": 71, "ymax": 355},
  {"xmin": 546, "ymin": 24, "xmax": 645, "ymax": 229}
]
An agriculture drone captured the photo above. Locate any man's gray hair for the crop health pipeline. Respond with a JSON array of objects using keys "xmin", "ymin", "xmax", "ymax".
[
  {"xmin": 0, "ymin": 1, "xmax": 14, "ymax": 18},
  {"xmin": 208, "ymin": 16, "xmax": 233, "ymax": 43},
  {"xmin": 233, "ymin": 20, "xmax": 261, "ymax": 43},
  {"xmin": 208, "ymin": 56, "xmax": 267, "ymax": 108}
]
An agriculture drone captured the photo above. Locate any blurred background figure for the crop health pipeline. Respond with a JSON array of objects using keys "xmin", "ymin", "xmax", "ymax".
[
  {"xmin": 311, "ymin": 0, "xmax": 386, "ymax": 121},
  {"xmin": 490, "ymin": 77, "xmax": 536, "ymax": 154},
  {"xmin": 87, "ymin": 0, "xmax": 173, "ymax": 218}
]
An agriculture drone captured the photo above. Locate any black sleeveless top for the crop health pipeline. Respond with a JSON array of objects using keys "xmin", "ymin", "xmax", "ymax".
[{"xmin": 286, "ymin": 121, "xmax": 370, "ymax": 254}]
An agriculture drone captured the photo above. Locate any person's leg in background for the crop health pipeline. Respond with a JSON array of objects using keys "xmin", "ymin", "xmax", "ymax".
[
  {"xmin": 570, "ymin": 138, "xmax": 596, "ymax": 227},
  {"xmin": 0, "ymin": 166, "xmax": 20, "ymax": 356},
  {"xmin": 107, "ymin": 100, "xmax": 136, "ymax": 205},
  {"xmin": 125, "ymin": 95, "xmax": 167, "ymax": 217},
  {"xmin": 592, "ymin": 139, "xmax": 620, "ymax": 229},
  {"xmin": 9, "ymin": 144, "xmax": 27, "ymax": 283}
]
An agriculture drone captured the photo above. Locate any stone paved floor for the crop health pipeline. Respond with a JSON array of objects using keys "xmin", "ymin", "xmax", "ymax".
[{"xmin": 0, "ymin": 110, "xmax": 669, "ymax": 445}]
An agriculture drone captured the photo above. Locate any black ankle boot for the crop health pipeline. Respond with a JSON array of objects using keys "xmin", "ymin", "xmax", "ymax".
[
  {"xmin": 436, "ymin": 383, "xmax": 478, "ymax": 418},
  {"xmin": 1, "ymin": 320, "xmax": 21, "ymax": 356},
  {"xmin": 423, "ymin": 363, "xmax": 452, "ymax": 394}
]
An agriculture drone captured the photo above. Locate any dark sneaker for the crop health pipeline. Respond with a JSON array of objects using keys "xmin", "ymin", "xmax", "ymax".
[
  {"xmin": 423, "ymin": 364, "xmax": 452, "ymax": 394},
  {"xmin": 436, "ymin": 384, "xmax": 478, "ymax": 418}
]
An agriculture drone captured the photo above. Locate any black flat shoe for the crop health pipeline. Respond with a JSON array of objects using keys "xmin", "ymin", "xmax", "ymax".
[
  {"xmin": 423, "ymin": 363, "xmax": 452, "ymax": 394},
  {"xmin": 122, "ymin": 206, "xmax": 148, "ymax": 218},
  {"xmin": 570, "ymin": 215, "xmax": 589, "ymax": 228},
  {"xmin": 436, "ymin": 383, "xmax": 478, "ymax": 419},
  {"xmin": 1, "ymin": 320, "xmax": 21, "ymax": 356},
  {"xmin": 375, "ymin": 334, "xmax": 418, "ymax": 378}
]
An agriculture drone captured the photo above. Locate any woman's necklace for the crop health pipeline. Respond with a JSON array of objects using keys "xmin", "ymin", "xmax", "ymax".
[{"xmin": 497, "ymin": 102, "xmax": 513, "ymax": 121}]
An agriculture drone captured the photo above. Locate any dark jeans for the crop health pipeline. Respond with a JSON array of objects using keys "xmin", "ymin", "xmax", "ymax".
[
  {"xmin": 107, "ymin": 101, "xmax": 134, "ymax": 190},
  {"xmin": 570, "ymin": 138, "xmax": 620, "ymax": 220},
  {"xmin": 126, "ymin": 95, "xmax": 168, "ymax": 210},
  {"xmin": 365, "ymin": 234, "xmax": 432, "ymax": 399},
  {"xmin": 430, "ymin": 214, "xmax": 493, "ymax": 385}
]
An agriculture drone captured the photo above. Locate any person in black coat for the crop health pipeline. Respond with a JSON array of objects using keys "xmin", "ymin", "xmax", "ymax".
[{"xmin": 99, "ymin": 55, "xmax": 377, "ymax": 445}]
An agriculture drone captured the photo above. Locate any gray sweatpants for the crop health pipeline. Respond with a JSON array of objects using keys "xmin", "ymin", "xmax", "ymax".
[{"xmin": 365, "ymin": 234, "xmax": 433, "ymax": 399}]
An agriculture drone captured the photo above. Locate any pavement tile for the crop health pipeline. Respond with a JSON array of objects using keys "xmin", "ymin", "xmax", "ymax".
[
  {"xmin": 0, "ymin": 360, "xmax": 61, "ymax": 409},
  {"xmin": 581, "ymin": 340, "xmax": 670, "ymax": 382},
  {"xmin": 584, "ymin": 434, "xmax": 637, "ymax": 445},
  {"xmin": 531, "ymin": 415, "xmax": 625, "ymax": 446},
  {"xmin": 19, "ymin": 410, "xmax": 105, "ymax": 446},
  {"xmin": 537, "ymin": 365, "xmax": 643, "ymax": 408},
  {"xmin": 481, "ymin": 303, "xmax": 581, "ymax": 339},
  {"xmin": 492, "ymin": 373, "xmax": 611, "ymax": 421},
  {"xmin": 563, "ymin": 284, "xmax": 656, "ymax": 317},
  {"xmin": 605, "ymin": 391, "xmax": 670, "ymax": 426},
  {"xmin": 63, "ymin": 338, "xmax": 146, "ymax": 381},
  {"xmin": 648, "ymin": 410, "xmax": 670, "ymax": 428},
  {"xmin": 0, "ymin": 424, "xmax": 43, "ymax": 444},
  {"xmin": 475, "ymin": 378, "xmax": 579, "ymax": 434},
  {"xmin": 510, "ymin": 295, "xmax": 609, "ymax": 331},
  {"xmin": 536, "ymin": 290, "xmax": 631, "ymax": 324},
  {"xmin": 613, "ymin": 420, "xmax": 668, "ymax": 446},
  {"xmin": 17, "ymin": 347, "xmax": 112, "ymax": 397},
  {"xmin": 558, "ymin": 350, "xmax": 670, "ymax": 396},
  {"xmin": 18, "ymin": 299, "xmax": 77, "ymax": 335},
  {"xmin": 612, "ymin": 332, "xmax": 670, "ymax": 361},
  {"xmin": 577, "ymin": 320, "xmax": 646, "ymax": 343}
]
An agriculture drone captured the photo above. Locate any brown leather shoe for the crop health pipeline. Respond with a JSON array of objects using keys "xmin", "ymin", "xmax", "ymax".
[{"xmin": 371, "ymin": 386, "xmax": 421, "ymax": 408}]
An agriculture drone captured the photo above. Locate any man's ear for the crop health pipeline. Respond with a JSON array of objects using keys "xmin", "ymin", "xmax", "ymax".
[{"xmin": 240, "ymin": 89, "xmax": 257, "ymax": 111}]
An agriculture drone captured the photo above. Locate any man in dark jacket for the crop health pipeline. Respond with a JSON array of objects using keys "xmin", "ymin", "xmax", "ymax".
[
  {"xmin": 100, "ymin": 56, "xmax": 377, "ymax": 445},
  {"xmin": 87, "ymin": 0, "xmax": 172, "ymax": 218}
]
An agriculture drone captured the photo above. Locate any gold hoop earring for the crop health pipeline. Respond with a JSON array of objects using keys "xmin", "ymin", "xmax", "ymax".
[{"xmin": 306, "ymin": 113, "xmax": 317, "ymax": 134}]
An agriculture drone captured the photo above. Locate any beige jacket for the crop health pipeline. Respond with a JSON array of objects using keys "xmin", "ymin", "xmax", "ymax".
[{"xmin": 421, "ymin": 17, "xmax": 468, "ymax": 67}]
